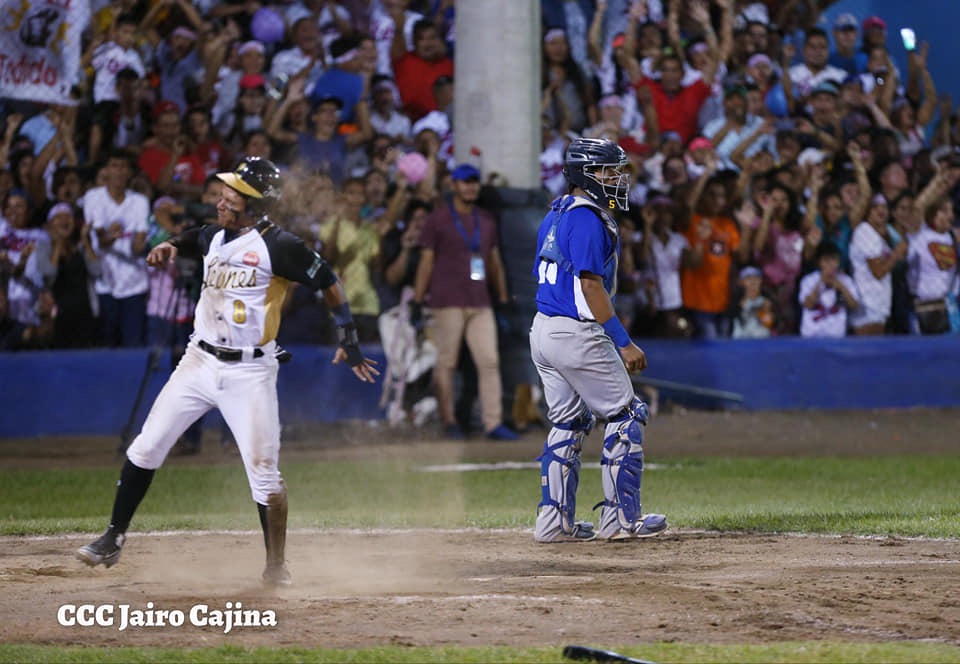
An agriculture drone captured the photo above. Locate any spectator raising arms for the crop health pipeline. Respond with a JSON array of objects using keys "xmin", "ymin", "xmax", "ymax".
[
  {"xmin": 319, "ymin": 176, "xmax": 381, "ymax": 342},
  {"xmin": 0, "ymin": 189, "xmax": 46, "ymax": 327},
  {"xmin": 681, "ymin": 173, "xmax": 750, "ymax": 338},
  {"xmin": 848, "ymin": 193, "xmax": 908, "ymax": 336},
  {"xmin": 31, "ymin": 203, "xmax": 101, "ymax": 348},
  {"xmin": 907, "ymin": 196, "xmax": 960, "ymax": 334},
  {"xmin": 752, "ymin": 183, "xmax": 807, "ymax": 334},
  {"xmin": 542, "ymin": 27, "xmax": 596, "ymax": 136},
  {"xmin": 391, "ymin": 19, "xmax": 453, "ymax": 123}
]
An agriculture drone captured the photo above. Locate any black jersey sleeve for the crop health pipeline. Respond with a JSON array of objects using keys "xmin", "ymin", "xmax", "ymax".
[
  {"xmin": 263, "ymin": 224, "xmax": 339, "ymax": 290},
  {"xmin": 168, "ymin": 225, "xmax": 219, "ymax": 260}
]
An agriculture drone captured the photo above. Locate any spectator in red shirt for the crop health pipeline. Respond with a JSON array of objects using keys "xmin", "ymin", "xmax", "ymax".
[
  {"xmin": 390, "ymin": 18, "xmax": 453, "ymax": 122},
  {"xmin": 137, "ymin": 101, "xmax": 205, "ymax": 200},
  {"xmin": 184, "ymin": 105, "xmax": 231, "ymax": 178},
  {"xmin": 631, "ymin": 49, "xmax": 718, "ymax": 144}
]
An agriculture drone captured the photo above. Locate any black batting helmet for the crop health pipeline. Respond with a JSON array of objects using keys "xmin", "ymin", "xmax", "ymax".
[
  {"xmin": 563, "ymin": 137, "xmax": 631, "ymax": 211},
  {"xmin": 216, "ymin": 157, "xmax": 281, "ymax": 217}
]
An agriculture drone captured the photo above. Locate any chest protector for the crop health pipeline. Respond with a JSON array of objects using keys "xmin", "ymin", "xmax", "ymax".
[{"xmin": 537, "ymin": 195, "xmax": 621, "ymax": 296}]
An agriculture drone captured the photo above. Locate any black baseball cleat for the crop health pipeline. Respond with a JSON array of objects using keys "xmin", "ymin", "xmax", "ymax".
[
  {"xmin": 262, "ymin": 563, "xmax": 292, "ymax": 587},
  {"xmin": 76, "ymin": 527, "xmax": 125, "ymax": 568}
]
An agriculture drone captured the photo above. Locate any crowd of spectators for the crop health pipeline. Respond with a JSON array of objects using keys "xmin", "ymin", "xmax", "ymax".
[
  {"xmin": 541, "ymin": 0, "xmax": 960, "ymax": 340},
  {"xmin": 2, "ymin": 0, "xmax": 960, "ymax": 356}
]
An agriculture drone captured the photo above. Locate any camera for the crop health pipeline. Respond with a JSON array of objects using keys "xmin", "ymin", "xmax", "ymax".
[
  {"xmin": 931, "ymin": 145, "xmax": 960, "ymax": 168},
  {"xmin": 173, "ymin": 255, "xmax": 201, "ymax": 290},
  {"xmin": 266, "ymin": 73, "xmax": 289, "ymax": 101},
  {"xmin": 183, "ymin": 201, "xmax": 218, "ymax": 225},
  {"xmin": 775, "ymin": 118, "xmax": 796, "ymax": 132}
]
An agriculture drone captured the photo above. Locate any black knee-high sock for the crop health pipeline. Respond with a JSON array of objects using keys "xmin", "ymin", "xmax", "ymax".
[
  {"xmin": 257, "ymin": 502, "xmax": 269, "ymax": 550},
  {"xmin": 109, "ymin": 460, "xmax": 155, "ymax": 534}
]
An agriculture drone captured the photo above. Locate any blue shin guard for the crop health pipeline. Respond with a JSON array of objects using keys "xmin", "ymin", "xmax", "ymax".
[
  {"xmin": 596, "ymin": 397, "xmax": 666, "ymax": 539},
  {"xmin": 534, "ymin": 412, "xmax": 596, "ymax": 542}
]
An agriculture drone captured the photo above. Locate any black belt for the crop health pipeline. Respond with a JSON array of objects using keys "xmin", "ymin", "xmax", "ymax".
[{"xmin": 198, "ymin": 339, "xmax": 264, "ymax": 361}]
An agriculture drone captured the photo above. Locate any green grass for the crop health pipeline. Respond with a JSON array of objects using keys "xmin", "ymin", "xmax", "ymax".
[
  {"xmin": 3, "ymin": 456, "xmax": 959, "ymax": 662},
  {"xmin": 1, "ymin": 456, "xmax": 959, "ymax": 537},
  {"xmin": 2, "ymin": 642, "xmax": 960, "ymax": 663}
]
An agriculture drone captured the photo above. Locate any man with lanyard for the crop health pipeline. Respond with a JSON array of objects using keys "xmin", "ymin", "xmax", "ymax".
[{"xmin": 410, "ymin": 164, "xmax": 517, "ymax": 440}]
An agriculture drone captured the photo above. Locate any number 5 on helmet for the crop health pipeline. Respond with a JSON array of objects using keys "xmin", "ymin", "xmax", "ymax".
[{"xmin": 563, "ymin": 137, "xmax": 631, "ymax": 211}]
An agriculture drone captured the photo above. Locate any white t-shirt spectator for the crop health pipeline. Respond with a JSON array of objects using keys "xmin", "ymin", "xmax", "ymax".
[
  {"xmin": 83, "ymin": 186, "xmax": 150, "ymax": 299},
  {"xmin": 907, "ymin": 225, "xmax": 960, "ymax": 302},
  {"xmin": 702, "ymin": 114, "xmax": 770, "ymax": 171},
  {"xmin": 270, "ymin": 46, "xmax": 324, "ymax": 85},
  {"xmin": 370, "ymin": 107, "xmax": 412, "ymax": 142},
  {"xmin": 797, "ymin": 270, "xmax": 859, "ymax": 337},
  {"xmin": 787, "ymin": 63, "xmax": 847, "ymax": 99},
  {"xmin": 540, "ymin": 135, "xmax": 568, "ymax": 197},
  {"xmin": 92, "ymin": 41, "xmax": 146, "ymax": 103},
  {"xmin": 212, "ymin": 68, "xmax": 243, "ymax": 133},
  {"xmin": 369, "ymin": 8, "xmax": 422, "ymax": 76},
  {"xmin": 848, "ymin": 222, "xmax": 893, "ymax": 326},
  {"xmin": 0, "ymin": 220, "xmax": 46, "ymax": 325},
  {"xmin": 647, "ymin": 231, "xmax": 688, "ymax": 311}
]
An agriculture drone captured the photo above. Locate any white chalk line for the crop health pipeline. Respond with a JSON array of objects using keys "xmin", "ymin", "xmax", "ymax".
[
  {"xmin": 383, "ymin": 594, "xmax": 603, "ymax": 605},
  {"xmin": 418, "ymin": 461, "xmax": 670, "ymax": 472},
  {"xmin": 7, "ymin": 526, "xmax": 529, "ymax": 542}
]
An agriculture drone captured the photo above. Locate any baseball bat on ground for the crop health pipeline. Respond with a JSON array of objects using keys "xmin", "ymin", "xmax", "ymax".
[
  {"xmin": 562, "ymin": 644, "xmax": 656, "ymax": 664},
  {"xmin": 632, "ymin": 376, "xmax": 744, "ymax": 403}
]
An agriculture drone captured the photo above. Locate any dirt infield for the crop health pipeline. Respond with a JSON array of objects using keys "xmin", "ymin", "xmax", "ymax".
[{"xmin": 1, "ymin": 409, "xmax": 959, "ymax": 649}]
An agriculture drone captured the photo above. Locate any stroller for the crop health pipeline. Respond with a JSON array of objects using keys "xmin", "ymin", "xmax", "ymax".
[{"xmin": 377, "ymin": 288, "xmax": 438, "ymax": 428}]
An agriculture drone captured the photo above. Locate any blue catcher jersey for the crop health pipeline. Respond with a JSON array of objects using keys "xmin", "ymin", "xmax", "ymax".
[{"xmin": 534, "ymin": 195, "xmax": 620, "ymax": 321}]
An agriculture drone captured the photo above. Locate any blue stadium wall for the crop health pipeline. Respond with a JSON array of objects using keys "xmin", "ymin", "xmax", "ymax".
[
  {"xmin": 824, "ymin": 0, "xmax": 960, "ymax": 100},
  {"xmin": 2, "ymin": 336, "xmax": 960, "ymax": 437}
]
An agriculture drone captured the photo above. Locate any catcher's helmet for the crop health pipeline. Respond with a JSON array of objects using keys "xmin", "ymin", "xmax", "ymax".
[
  {"xmin": 563, "ymin": 137, "xmax": 631, "ymax": 211},
  {"xmin": 216, "ymin": 157, "xmax": 281, "ymax": 217}
]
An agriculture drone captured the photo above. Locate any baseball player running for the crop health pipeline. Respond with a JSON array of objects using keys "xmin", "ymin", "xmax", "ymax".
[
  {"xmin": 531, "ymin": 137, "xmax": 667, "ymax": 542},
  {"xmin": 77, "ymin": 158, "xmax": 379, "ymax": 585}
]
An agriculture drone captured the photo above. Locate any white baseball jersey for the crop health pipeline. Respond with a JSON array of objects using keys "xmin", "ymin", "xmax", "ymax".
[
  {"xmin": 175, "ymin": 219, "xmax": 338, "ymax": 348},
  {"xmin": 125, "ymin": 218, "xmax": 342, "ymax": 505}
]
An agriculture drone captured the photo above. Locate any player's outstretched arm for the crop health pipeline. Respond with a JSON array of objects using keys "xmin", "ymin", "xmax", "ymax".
[
  {"xmin": 320, "ymin": 280, "xmax": 380, "ymax": 383},
  {"xmin": 332, "ymin": 345, "xmax": 380, "ymax": 382},
  {"xmin": 146, "ymin": 241, "xmax": 177, "ymax": 267}
]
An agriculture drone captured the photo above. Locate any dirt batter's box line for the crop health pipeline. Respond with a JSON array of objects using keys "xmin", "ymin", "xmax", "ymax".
[{"xmin": 9, "ymin": 529, "xmax": 959, "ymax": 544}]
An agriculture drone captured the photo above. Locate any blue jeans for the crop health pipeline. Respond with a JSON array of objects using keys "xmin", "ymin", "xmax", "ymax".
[
  {"xmin": 99, "ymin": 293, "xmax": 147, "ymax": 347},
  {"xmin": 690, "ymin": 310, "xmax": 731, "ymax": 339}
]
